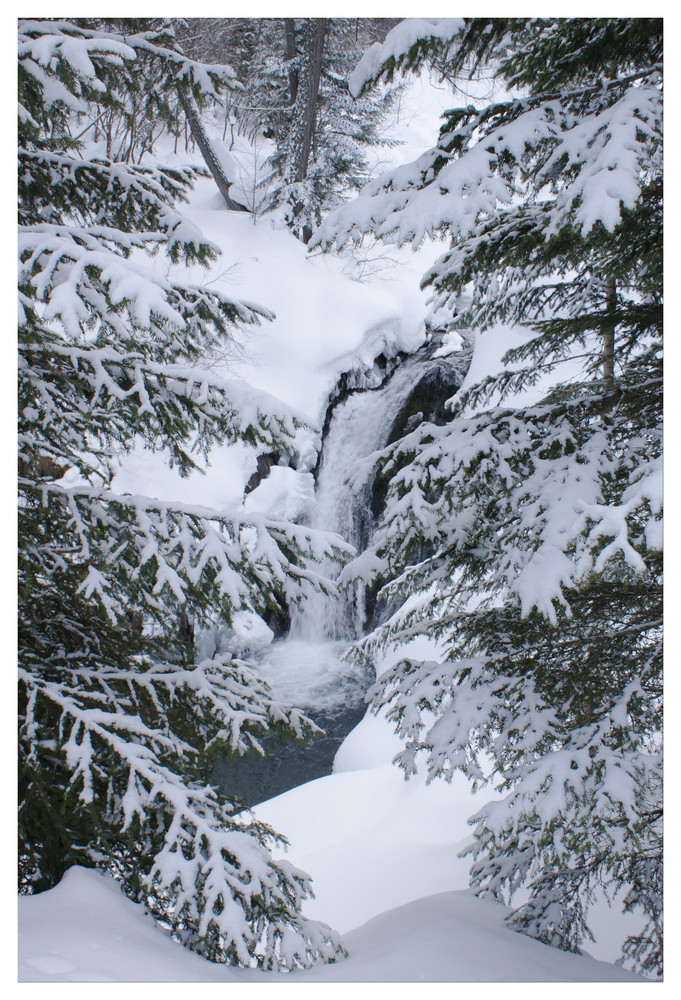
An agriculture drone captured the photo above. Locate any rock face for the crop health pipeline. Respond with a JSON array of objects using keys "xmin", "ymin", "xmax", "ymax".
[
  {"xmin": 262, "ymin": 603, "xmax": 290, "ymax": 639},
  {"xmin": 363, "ymin": 356, "xmax": 470, "ymax": 630},
  {"xmin": 390, "ymin": 358, "xmax": 467, "ymax": 442},
  {"xmin": 370, "ymin": 357, "xmax": 468, "ymax": 525},
  {"xmin": 311, "ymin": 349, "xmax": 409, "ymax": 479},
  {"xmin": 319, "ymin": 331, "xmax": 471, "ymax": 464},
  {"xmin": 244, "ymin": 451, "xmax": 282, "ymax": 496}
]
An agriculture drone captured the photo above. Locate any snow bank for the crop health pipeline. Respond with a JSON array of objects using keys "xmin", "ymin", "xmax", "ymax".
[
  {"xmin": 18, "ymin": 862, "xmax": 642, "ymax": 983},
  {"xmin": 243, "ymin": 464, "xmax": 315, "ymax": 522},
  {"xmin": 109, "ymin": 174, "xmax": 441, "ymax": 508},
  {"xmin": 18, "ymin": 698, "xmax": 646, "ymax": 982},
  {"xmin": 19, "ymin": 867, "xmax": 217, "ymax": 983},
  {"xmin": 173, "ymin": 181, "xmax": 431, "ymax": 423},
  {"xmin": 110, "ymin": 438, "xmax": 252, "ymax": 508}
]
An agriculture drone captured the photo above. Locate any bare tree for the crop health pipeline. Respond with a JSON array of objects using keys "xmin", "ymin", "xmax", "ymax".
[{"xmin": 176, "ymin": 88, "xmax": 249, "ymax": 211}]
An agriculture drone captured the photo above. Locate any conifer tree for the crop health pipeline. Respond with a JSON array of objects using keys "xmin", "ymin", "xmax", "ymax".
[
  {"xmin": 175, "ymin": 18, "xmax": 401, "ymax": 239},
  {"xmin": 268, "ymin": 17, "xmax": 401, "ymax": 242},
  {"xmin": 18, "ymin": 17, "xmax": 346, "ymax": 969},
  {"xmin": 315, "ymin": 17, "xmax": 662, "ymax": 977}
]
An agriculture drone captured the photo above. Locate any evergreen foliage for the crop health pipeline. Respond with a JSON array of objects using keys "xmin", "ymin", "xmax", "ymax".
[
  {"xmin": 316, "ymin": 17, "xmax": 662, "ymax": 977},
  {"xmin": 175, "ymin": 18, "xmax": 401, "ymax": 238},
  {"xmin": 266, "ymin": 18, "xmax": 402, "ymax": 241},
  {"xmin": 18, "ymin": 18, "xmax": 347, "ymax": 969}
]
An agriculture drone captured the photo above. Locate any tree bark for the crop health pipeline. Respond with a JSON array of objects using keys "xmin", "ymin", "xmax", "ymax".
[
  {"xmin": 285, "ymin": 18, "xmax": 327, "ymax": 242},
  {"xmin": 284, "ymin": 18, "xmax": 299, "ymax": 106},
  {"xmin": 288, "ymin": 18, "xmax": 326, "ymax": 185},
  {"xmin": 177, "ymin": 88, "xmax": 249, "ymax": 212},
  {"xmin": 603, "ymin": 276, "xmax": 616, "ymax": 385}
]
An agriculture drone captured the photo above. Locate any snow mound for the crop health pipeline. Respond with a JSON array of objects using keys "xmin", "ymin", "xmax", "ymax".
[
  {"xmin": 18, "ymin": 867, "xmax": 642, "ymax": 983},
  {"xmin": 243, "ymin": 465, "xmax": 315, "ymax": 522},
  {"xmin": 322, "ymin": 891, "xmax": 644, "ymax": 983},
  {"xmin": 18, "ymin": 867, "xmax": 215, "ymax": 983}
]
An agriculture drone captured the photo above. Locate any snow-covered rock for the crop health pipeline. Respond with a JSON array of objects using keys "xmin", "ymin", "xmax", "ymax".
[{"xmin": 243, "ymin": 465, "xmax": 315, "ymax": 522}]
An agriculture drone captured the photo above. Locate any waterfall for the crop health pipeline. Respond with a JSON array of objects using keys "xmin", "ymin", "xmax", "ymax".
[
  {"xmin": 289, "ymin": 345, "xmax": 468, "ymax": 643},
  {"xmin": 213, "ymin": 337, "xmax": 471, "ymax": 806}
]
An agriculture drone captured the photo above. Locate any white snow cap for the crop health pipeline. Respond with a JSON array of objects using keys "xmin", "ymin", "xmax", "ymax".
[{"xmin": 349, "ymin": 19, "xmax": 464, "ymax": 97}]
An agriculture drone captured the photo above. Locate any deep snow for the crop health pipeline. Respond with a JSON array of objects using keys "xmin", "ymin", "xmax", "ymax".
[
  {"xmin": 18, "ymin": 653, "xmax": 647, "ymax": 983},
  {"xmin": 18, "ymin": 692, "xmax": 645, "ymax": 983},
  {"xmin": 18, "ymin": 864, "xmax": 642, "ymax": 983}
]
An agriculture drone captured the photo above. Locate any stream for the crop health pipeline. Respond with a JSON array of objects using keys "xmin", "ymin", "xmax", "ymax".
[{"xmin": 213, "ymin": 336, "xmax": 471, "ymax": 807}]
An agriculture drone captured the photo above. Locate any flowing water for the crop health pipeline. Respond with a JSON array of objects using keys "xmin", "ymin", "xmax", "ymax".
[
  {"xmin": 214, "ymin": 345, "xmax": 468, "ymax": 806},
  {"xmin": 288, "ymin": 352, "xmax": 429, "ymax": 642},
  {"xmin": 212, "ymin": 639, "xmax": 370, "ymax": 806}
]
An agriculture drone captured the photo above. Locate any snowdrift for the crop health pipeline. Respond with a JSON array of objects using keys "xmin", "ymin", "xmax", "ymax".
[{"xmin": 18, "ymin": 865, "xmax": 641, "ymax": 983}]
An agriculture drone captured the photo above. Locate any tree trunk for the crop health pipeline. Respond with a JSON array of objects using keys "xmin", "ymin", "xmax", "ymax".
[
  {"xmin": 284, "ymin": 18, "xmax": 299, "ymax": 106},
  {"xmin": 289, "ymin": 18, "xmax": 326, "ymax": 184},
  {"xmin": 285, "ymin": 18, "xmax": 327, "ymax": 242},
  {"xmin": 603, "ymin": 276, "xmax": 616, "ymax": 385},
  {"xmin": 177, "ymin": 88, "xmax": 249, "ymax": 212}
]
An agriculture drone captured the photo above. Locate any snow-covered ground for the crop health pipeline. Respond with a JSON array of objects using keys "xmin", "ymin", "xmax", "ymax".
[
  {"xmin": 18, "ymin": 645, "xmax": 646, "ymax": 983},
  {"xmin": 18, "ymin": 707, "xmax": 644, "ymax": 982},
  {"xmin": 18, "ymin": 868, "xmax": 642, "ymax": 983},
  {"xmin": 17, "ymin": 65, "xmax": 653, "ymax": 985}
]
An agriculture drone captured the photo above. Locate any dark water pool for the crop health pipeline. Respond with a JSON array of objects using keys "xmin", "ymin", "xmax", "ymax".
[
  {"xmin": 211, "ymin": 639, "xmax": 373, "ymax": 808},
  {"xmin": 212, "ymin": 702, "xmax": 368, "ymax": 808}
]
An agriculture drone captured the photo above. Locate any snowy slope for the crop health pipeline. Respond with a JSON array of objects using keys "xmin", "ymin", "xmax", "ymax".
[
  {"xmin": 178, "ymin": 187, "xmax": 429, "ymax": 419},
  {"xmin": 18, "ymin": 677, "xmax": 646, "ymax": 983},
  {"xmin": 18, "ymin": 865, "xmax": 642, "ymax": 983},
  {"xmin": 106, "ymin": 175, "xmax": 435, "ymax": 512}
]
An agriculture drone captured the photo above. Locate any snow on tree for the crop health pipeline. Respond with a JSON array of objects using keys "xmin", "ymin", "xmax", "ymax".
[
  {"xmin": 315, "ymin": 17, "xmax": 662, "ymax": 978},
  {"xmin": 277, "ymin": 18, "xmax": 327, "ymax": 244},
  {"xmin": 18, "ymin": 18, "xmax": 348, "ymax": 969},
  {"xmin": 174, "ymin": 18, "xmax": 401, "ymax": 241},
  {"xmin": 269, "ymin": 18, "xmax": 402, "ymax": 243}
]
